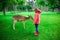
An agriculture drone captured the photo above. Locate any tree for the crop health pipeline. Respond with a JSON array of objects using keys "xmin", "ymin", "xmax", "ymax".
[
  {"xmin": 0, "ymin": 0, "xmax": 18, "ymax": 15},
  {"xmin": 10, "ymin": 0, "xmax": 18, "ymax": 12},
  {"xmin": 0, "ymin": 0, "xmax": 2, "ymax": 11},
  {"xmin": 18, "ymin": 0, "xmax": 25, "ymax": 11},
  {"xmin": 47, "ymin": 0, "xmax": 60, "ymax": 12},
  {"xmin": 25, "ymin": 0, "xmax": 36, "ymax": 11},
  {"xmin": 36, "ymin": 0, "xmax": 46, "ymax": 8},
  {"xmin": 1, "ymin": 0, "xmax": 10, "ymax": 15},
  {"xmin": 57, "ymin": 0, "xmax": 60, "ymax": 12}
]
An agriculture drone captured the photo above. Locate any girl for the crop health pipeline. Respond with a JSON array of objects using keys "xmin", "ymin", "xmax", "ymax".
[{"xmin": 34, "ymin": 8, "xmax": 41, "ymax": 36}]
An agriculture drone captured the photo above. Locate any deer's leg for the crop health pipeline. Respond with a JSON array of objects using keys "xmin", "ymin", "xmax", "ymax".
[
  {"xmin": 23, "ymin": 21, "xmax": 25, "ymax": 29},
  {"xmin": 13, "ymin": 20, "xmax": 17, "ymax": 30}
]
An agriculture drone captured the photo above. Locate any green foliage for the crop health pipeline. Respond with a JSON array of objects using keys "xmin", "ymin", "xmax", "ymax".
[
  {"xmin": 26, "ymin": 5, "xmax": 32, "ymax": 11},
  {"xmin": 0, "ymin": 1, "xmax": 2, "ymax": 11},
  {"xmin": 0, "ymin": 0, "xmax": 60, "ymax": 12},
  {"xmin": 10, "ymin": 0, "xmax": 18, "ymax": 5},
  {"xmin": 47, "ymin": 0, "xmax": 60, "ymax": 9},
  {"xmin": 18, "ymin": 0, "xmax": 25, "ymax": 5},
  {"xmin": 36, "ymin": 0, "xmax": 47, "ymax": 7}
]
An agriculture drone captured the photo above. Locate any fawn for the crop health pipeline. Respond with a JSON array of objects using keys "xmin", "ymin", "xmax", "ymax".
[{"xmin": 13, "ymin": 15, "xmax": 33, "ymax": 30}]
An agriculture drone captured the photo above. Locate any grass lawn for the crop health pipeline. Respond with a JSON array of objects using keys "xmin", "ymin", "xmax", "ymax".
[{"xmin": 0, "ymin": 12, "xmax": 60, "ymax": 40}]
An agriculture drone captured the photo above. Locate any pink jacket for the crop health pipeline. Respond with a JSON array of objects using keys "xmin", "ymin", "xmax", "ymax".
[{"xmin": 34, "ymin": 9, "xmax": 41, "ymax": 24}]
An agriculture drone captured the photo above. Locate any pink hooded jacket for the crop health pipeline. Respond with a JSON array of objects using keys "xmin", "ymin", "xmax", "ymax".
[{"xmin": 34, "ymin": 9, "xmax": 41, "ymax": 24}]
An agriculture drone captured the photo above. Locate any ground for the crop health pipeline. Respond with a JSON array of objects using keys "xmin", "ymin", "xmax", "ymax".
[{"xmin": 0, "ymin": 12, "xmax": 60, "ymax": 40}]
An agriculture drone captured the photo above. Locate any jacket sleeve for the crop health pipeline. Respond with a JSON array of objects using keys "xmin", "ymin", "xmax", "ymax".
[{"xmin": 34, "ymin": 14, "xmax": 38, "ymax": 23}]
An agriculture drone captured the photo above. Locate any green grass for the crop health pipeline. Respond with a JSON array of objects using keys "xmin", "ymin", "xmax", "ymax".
[{"xmin": 0, "ymin": 12, "xmax": 60, "ymax": 40}]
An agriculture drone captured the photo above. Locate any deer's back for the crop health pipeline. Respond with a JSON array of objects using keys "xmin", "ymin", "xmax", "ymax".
[{"xmin": 13, "ymin": 15, "xmax": 26, "ymax": 21}]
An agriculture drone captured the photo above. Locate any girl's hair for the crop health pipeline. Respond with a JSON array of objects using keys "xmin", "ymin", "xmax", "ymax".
[
  {"xmin": 34, "ymin": 8, "xmax": 37, "ymax": 11},
  {"xmin": 34, "ymin": 8, "xmax": 39, "ymax": 11}
]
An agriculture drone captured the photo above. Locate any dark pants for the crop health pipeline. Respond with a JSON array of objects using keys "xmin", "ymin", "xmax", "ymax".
[{"xmin": 35, "ymin": 24, "xmax": 38, "ymax": 32}]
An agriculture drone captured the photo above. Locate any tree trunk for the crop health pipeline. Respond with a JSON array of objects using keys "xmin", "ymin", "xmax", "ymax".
[
  {"xmin": 3, "ymin": 7, "xmax": 6, "ymax": 16},
  {"xmin": 58, "ymin": 7, "xmax": 60, "ymax": 12},
  {"xmin": 2, "ymin": 1, "xmax": 6, "ymax": 16},
  {"xmin": 58, "ymin": 1, "xmax": 60, "ymax": 13},
  {"xmin": 52, "ymin": 8, "xmax": 54, "ymax": 12},
  {"xmin": 13, "ymin": 4, "xmax": 16, "ymax": 13}
]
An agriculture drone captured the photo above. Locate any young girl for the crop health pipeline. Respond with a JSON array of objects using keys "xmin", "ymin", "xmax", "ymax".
[{"xmin": 34, "ymin": 8, "xmax": 41, "ymax": 36}]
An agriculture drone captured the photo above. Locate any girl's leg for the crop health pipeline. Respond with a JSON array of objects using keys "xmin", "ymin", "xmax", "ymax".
[
  {"xmin": 35, "ymin": 24, "xmax": 38, "ymax": 32},
  {"xmin": 34, "ymin": 24, "xmax": 39, "ymax": 36}
]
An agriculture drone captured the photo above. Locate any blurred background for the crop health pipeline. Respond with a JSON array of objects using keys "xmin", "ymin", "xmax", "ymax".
[{"xmin": 0, "ymin": 0, "xmax": 60, "ymax": 15}]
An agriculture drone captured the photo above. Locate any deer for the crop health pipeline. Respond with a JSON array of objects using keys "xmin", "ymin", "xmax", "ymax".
[{"xmin": 12, "ymin": 15, "xmax": 33, "ymax": 30}]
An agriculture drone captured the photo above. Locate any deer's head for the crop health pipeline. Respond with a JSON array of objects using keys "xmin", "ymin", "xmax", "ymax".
[{"xmin": 28, "ymin": 15, "xmax": 33, "ymax": 20}]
